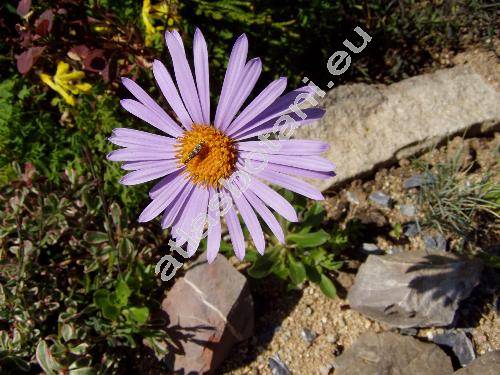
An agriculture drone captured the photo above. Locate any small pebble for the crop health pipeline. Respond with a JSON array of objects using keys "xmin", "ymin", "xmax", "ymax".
[
  {"xmin": 400, "ymin": 204, "xmax": 416, "ymax": 217},
  {"xmin": 268, "ymin": 354, "xmax": 291, "ymax": 375},
  {"xmin": 368, "ymin": 191, "xmax": 392, "ymax": 208},
  {"xmin": 361, "ymin": 243, "xmax": 384, "ymax": 255},
  {"xmin": 423, "ymin": 234, "xmax": 447, "ymax": 252},
  {"xmin": 326, "ymin": 334, "xmax": 338, "ymax": 343},
  {"xmin": 346, "ymin": 191, "xmax": 360, "ymax": 205},
  {"xmin": 403, "ymin": 173, "xmax": 436, "ymax": 189},
  {"xmin": 387, "ymin": 246, "xmax": 404, "ymax": 254},
  {"xmin": 301, "ymin": 328, "xmax": 317, "ymax": 343},
  {"xmin": 403, "ymin": 222, "xmax": 419, "ymax": 237}
]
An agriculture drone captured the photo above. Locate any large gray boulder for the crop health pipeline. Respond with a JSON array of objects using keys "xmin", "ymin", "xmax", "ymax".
[
  {"xmin": 296, "ymin": 57, "xmax": 500, "ymax": 191},
  {"xmin": 333, "ymin": 332, "xmax": 454, "ymax": 374},
  {"xmin": 347, "ymin": 251, "xmax": 483, "ymax": 328},
  {"xmin": 161, "ymin": 255, "xmax": 254, "ymax": 374},
  {"xmin": 455, "ymin": 350, "xmax": 500, "ymax": 374}
]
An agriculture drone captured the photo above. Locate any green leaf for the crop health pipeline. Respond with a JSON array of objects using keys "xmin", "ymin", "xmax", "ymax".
[
  {"xmin": 83, "ymin": 231, "xmax": 108, "ymax": 244},
  {"xmin": 322, "ymin": 259, "xmax": 343, "ymax": 271},
  {"xmin": 109, "ymin": 202, "xmax": 122, "ymax": 229},
  {"xmin": 68, "ymin": 343, "xmax": 89, "ymax": 356},
  {"xmin": 118, "ymin": 238, "xmax": 134, "ymax": 259},
  {"xmin": 272, "ymin": 262, "xmax": 289, "ymax": 280},
  {"xmin": 113, "ymin": 280, "xmax": 131, "ymax": 307},
  {"xmin": 303, "ymin": 202, "xmax": 325, "ymax": 228},
  {"xmin": 102, "ymin": 304, "xmax": 120, "ymax": 320},
  {"xmin": 247, "ymin": 249, "xmax": 280, "ymax": 279},
  {"xmin": 93, "ymin": 289, "xmax": 110, "ymax": 309},
  {"xmin": 308, "ymin": 248, "xmax": 327, "ymax": 265},
  {"xmin": 127, "ymin": 306, "xmax": 149, "ymax": 325},
  {"xmin": 287, "ymin": 253, "xmax": 306, "ymax": 285},
  {"xmin": 144, "ymin": 337, "xmax": 168, "ymax": 358},
  {"xmin": 36, "ymin": 340, "xmax": 63, "ymax": 374},
  {"xmin": 61, "ymin": 323, "xmax": 76, "ymax": 342},
  {"xmin": 318, "ymin": 274, "xmax": 337, "ymax": 299},
  {"xmin": 219, "ymin": 240, "xmax": 233, "ymax": 253},
  {"xmin": 305, "ymin": 264, "xmax": 322, "ymax": 283},
  {"xmin": 244, "ymin": 249, "xmax": 260, "ymax": 263},
  {"xmin": 287, "ymin": 229, "xmax": 330, "ymax": 248}
]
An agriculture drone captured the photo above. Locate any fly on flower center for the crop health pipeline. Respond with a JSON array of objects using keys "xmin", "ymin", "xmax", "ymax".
[{"xmin": 175, "ymin": 124, "xmax": 238, "ymax": 187}]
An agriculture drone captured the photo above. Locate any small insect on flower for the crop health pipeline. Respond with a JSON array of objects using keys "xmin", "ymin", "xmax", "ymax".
[{"xmin": 183, "ymin": 141, "xmax": 205, "ymax": 164}]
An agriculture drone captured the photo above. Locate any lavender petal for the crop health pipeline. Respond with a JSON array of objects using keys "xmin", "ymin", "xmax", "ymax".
[
  {"xmin": 193, "ymin": 28, "xmax": 210, "ymax": 124},
  {"xmin": 152, "ymin": 60, "xmax": 193, "ymax": 129},
  {"xmin": 214, "ymin": 34, "xmax": 248, "ymax": 129},
  {"xmin": 223, "ymin": 189, "xmax": 246, "ymax": 260},
  {"xmin": 226, "ymin": 77, "xmax": 287, "ymax": 135},
  {"xmin": 257, "ymin": 169, "xmax": 324, "ymax": 200},
  {"xmin": 165, "ymin": 31, "xmax": 204, "ymax": 124},
  {"xmin": 219, "ymin": 57, "xmax": 262, "ymax": 131},
  {"xmin": 231, "ymin": 180, "xmax": 265, "ymax": 254},
  {"xmin": 206, "ymin": 188, "xmax": 222, "ymax": 263}
]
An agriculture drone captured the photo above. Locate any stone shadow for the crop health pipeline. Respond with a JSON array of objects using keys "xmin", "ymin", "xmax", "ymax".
[
  {"xmin": 218, "ymin": 275, "xmax": 303, "ymax": 373},
  {"xmin": 405, "ymin": 254, "xmax": 496, "ymax": 329}
]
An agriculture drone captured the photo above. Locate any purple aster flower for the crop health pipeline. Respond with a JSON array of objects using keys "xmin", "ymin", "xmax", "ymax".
[{"xmin": 107, "ymin": 29, "xmax": 335, "ymax": 263}]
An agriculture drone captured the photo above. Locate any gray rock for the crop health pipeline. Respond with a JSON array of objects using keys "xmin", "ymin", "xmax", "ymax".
[
  {"xmin": 294, "ymin": 60, "xmax": 500, "ymax": 191},
  {"xmin": 346, "ymin": 191, "xmax": 360, "ymax": 205},
  {"xmin": 403, "ymin": 222, "xmax": 420, "ymax": 237},
  {"xmin": 433, "ymin": 330, "xmax": 475, "ymax": 367},
  {"xmin": 455, "ymin": 350, "xmax": 500, "ymax": 374},
  {"xmin": 400, "ymin": 204, "xmax": 417, "ymax": 217},
  {"xmin": 404, "ymin": 173, "xmax": 437, "ymax": 189},
  {"xmin": 424, "ymin": 234, "xmax": 448, "ymax": 253},
  {"xmin": 387, "ymin": 246, "xmax": 404, "ymax": 255},
  {"xmin": 369, "ymin": 191, "xmax": 392, "ymax": 208},
  {"xmin": 269, "ymin": 354, "xmax": 291, "ymax": 375},
  {"xmin": 333, "ymin": 332, "xmax": 454, "ymax": 374},
  {"xmin": 301, "ymin": 328, "xmax": 317, "ymax": 343},
  {"xmin": 347, "ymin": 251, "xmax": 483, "ymax": 328},
  {"xmin": 361, "ymin": 243, "xmax": 384, "ymax": 255},
  {"xmin": 161, "ymin": 255, "xmax": 254, "ymax": 374}
]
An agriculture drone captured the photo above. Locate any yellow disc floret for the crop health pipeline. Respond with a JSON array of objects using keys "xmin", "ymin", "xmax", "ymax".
[{"xmin": 176, "ymin": 124, "xmax": 237, "ymax": 187}]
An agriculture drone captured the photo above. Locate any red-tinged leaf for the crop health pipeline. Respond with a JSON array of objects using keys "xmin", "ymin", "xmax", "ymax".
[
  {"xmin": 135, "ymin": 55, "xmax": 152, "ymax": 69},
  {"xmin": 22, "ymin": 163, "xmax": 36, "ymax": 186},
  {"xmin": 83, "ymin": 49, "xmax": 107, "ymax": 72},
  {"xmin": 35, "ymin": 9, "xmax": 54, "ymax": 37},
  {"xmin": 16, "ymin": 0, "xmax": 31, "ymax": 17},
  {"xmin": 68, "ymin": 45, "xmax": 90, "ymax": 61},
  {"xmin": 101, "ymin": 62, "xmax": 111, "ymax": 82},
  {"xmin": 16, "ymin": 46, "xmax": 45, "ymax": 74},
  {"xmin": 19, "ymin": 30, "xmax": 33, "ymax": 48}
]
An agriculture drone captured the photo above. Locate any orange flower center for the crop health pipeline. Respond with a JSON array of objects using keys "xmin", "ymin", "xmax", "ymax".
[{"xmin": 176, "ymin": 124, "xmax": 237, "ymax": 187}]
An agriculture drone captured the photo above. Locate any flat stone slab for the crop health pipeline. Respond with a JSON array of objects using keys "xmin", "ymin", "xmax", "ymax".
[
  {"xmin": 162, "ymin": 255, "xmax": 254, "ymax": 374},
  {"xmin": 347, "ymin": 251, "xmax": 483, "ymax": 328},
  {"xmin": 333, "ymin": 332, "xmax": 454, "ymax": 374},
  {"xmin": 295, "ymin": 57, "xmax": 500, "ymax": 191}
]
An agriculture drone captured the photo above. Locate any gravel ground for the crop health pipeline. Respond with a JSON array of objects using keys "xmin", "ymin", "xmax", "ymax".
[{"xmin": 220, "ymin": 134, "xmax": 500, "ymax": 374}]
